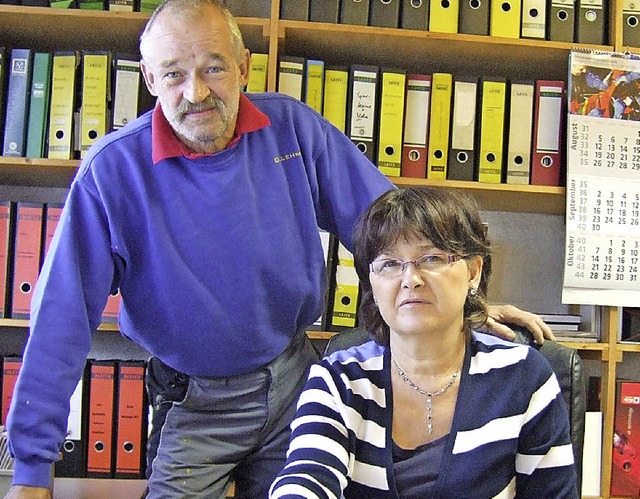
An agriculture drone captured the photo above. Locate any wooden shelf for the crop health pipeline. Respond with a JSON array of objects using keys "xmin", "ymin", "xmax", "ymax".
[
  {"xmin": 0, "ymin": 5, "xmax": 271, "ymax": 55},
  {"xmin": 278, "ymin": 20, "xmax": 613, "ymax": 82},
  {"xmin": 0, "ymin": 158, "xmax": 566, "ymax": 214}
]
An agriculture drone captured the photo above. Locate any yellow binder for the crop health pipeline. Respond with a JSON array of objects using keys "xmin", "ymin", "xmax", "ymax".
[
  {"xmin": 305, "ymin": 59, "xmax": 325, "ymax": 113},
  {"xmin": 477, "ymin": 78, "xmax": 507, "ymax": 183},
  {"xmin": 490, "ymin": 0, "xmax": 521, "ymax": 38},
  {"xmin": 429, "ymin": 0, "xmax": 460, "ymax": 33},
  {"xmin": 277, "ymin": 56, "xmax": 305, "ymax": 101},
  {"xmin": 427, "ymin": 72, "xmax": 453, "ymax": 180},
  {"xmin": 330, "ymin": 243, "xmax": 359, "ymax": 328},
  {"xmin": 377, "ymin": 68, "xmax": 406, "ymax": 177},
  {"xmin": 322, "ymin": 66, "xmax": 349, "ymax": 133},
  {"xmin": 47, "ymin": 51, "xmax": 79, "ymax": 160},
  {"xmin": 245, "ymin": 53, "xmax": 268, "ymax": 93},
  {"xmin": 80, "ymin": 51, "xmax": 110, "ymax": 158}
]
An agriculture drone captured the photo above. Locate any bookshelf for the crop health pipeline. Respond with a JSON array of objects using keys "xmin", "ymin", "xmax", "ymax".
[{"xmin": 0, "ymin": 1, "xmax": 636, "ymax": 497}]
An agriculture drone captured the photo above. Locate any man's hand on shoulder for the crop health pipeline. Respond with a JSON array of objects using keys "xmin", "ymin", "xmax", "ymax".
[
  {"xmin": 4, "ymin": 486, "xmax": 51, "ymax": 499},
  {"xmin": 484, "ymin": 304, "xmax": 555, "ymax": 344}
]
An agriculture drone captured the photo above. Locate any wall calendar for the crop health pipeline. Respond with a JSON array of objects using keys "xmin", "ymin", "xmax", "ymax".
[{"xmin": 563, "ymin": 49, "xmax": 640, "ymax": 307}]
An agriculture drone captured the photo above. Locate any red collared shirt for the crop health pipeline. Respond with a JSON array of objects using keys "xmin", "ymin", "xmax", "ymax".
[{"xmin": 151, "ymin": 92, "xmax": 271, "ymax": 164}]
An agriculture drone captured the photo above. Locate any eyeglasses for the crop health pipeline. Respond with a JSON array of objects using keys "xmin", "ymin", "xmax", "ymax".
[{"xmin": 369, "ymin": 254, "xmax": 463, "ymax": 278}]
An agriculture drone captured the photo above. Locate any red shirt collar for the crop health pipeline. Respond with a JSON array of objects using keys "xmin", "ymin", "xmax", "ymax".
[{"xmin": 151, "ymin": 92, "xmax": 271, "ymax": 164}]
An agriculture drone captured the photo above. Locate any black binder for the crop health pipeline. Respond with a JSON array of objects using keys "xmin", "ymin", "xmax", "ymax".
[
  {"xmin": 459, "ymin": 0, "xmax": 490, "ymax": 35},
  {"xmin": 369, "ymin": 0, "xmax": 401, "ymax": 27},
  {"xmin": 548, "ymin": 0, "xmax": 575, "ymax": 42},
  {"xmin": 280, "ymin": 0, "xmax": 309, "ymax": 20},
  {"xmin": 224, "ymin": 0, "xmax": 271, "ymax": 18},
  {"xmin": 341, "ymin": 0, "xmax": 371, "ymax": 25},
  {"xmin": 576, "ymin": 0, "xmax": 607, "ymax": 44},
  {"xmin": 310, "ymin": 0, "xmax": 340, "ymax": 22},
  {"xmin": 400, "ymin": 0, "xmax": 429, "ymax": 29}
]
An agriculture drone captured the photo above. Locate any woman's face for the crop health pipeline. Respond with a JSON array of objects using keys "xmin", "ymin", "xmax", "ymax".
[{"xmin": 369, "ymin": 237, "xmax": 482, "ymax": 340}]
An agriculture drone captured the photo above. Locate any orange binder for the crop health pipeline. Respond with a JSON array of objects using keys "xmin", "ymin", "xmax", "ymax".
[
  {"xmin": 0, "ymin": 202, "xmax": 13, "ymax": 318},
  {"xmin": 531, "ymin": 80, "xmax": 565, "ymax": 186},
  {"xmin": 1, "ymin": 356, "xmax": 23, "ymax": 426},
  {"xmin": 102, "ymin": 289, "xmax": 121, "ymax": 324},
  {"xmin": 114, "ymin": 360, "xmax": 148, "ymax": 478},
  {"xmin": 86, "ymin": 359, "xmax": 117, "ymax": 478},
  {"xmin": 10, "ymin": 203, "xmax": 44, "ymax": 319},
  {"xmin": 42, "ymin": 203, "xmax": 63, "ymax": 266}
]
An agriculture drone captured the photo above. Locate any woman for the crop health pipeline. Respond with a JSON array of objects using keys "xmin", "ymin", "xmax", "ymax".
[{"xmin": 270, "ymin": 187, "xmax": 578, "ymax": 498}]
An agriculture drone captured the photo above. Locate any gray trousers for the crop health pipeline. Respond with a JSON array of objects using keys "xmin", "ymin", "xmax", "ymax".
[{"xmin": 145, "ymin": 332, "xmax": 318, "ymax": 498}]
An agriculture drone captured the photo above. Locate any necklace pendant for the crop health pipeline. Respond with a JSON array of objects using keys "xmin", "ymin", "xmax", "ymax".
[{"xmin": 426, "ymin": 394, "xmax": 433, "ymax": 434}]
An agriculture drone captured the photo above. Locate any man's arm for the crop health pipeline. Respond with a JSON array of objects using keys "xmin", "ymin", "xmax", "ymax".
[
  {"xmin": 485, "ymin": 304, "xmax": 555, "ymax": 344},
  {"xmin": 3, "ymin": 486, "xmax": 51, "ymax": 499}
]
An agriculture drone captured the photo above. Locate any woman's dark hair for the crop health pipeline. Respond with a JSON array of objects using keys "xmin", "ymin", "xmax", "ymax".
[{"xmin": 352, "ymin": 187, "xmax": 492, "ymax": 345}]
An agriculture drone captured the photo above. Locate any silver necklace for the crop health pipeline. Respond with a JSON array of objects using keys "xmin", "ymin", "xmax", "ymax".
[{"xmin": 392, "ymin": 357, "xmax": 460, "ymax": 434}]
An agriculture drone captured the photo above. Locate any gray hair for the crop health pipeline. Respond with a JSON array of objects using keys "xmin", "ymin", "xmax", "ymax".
[{"xmin": 139, "ymin": 0, "xmax": 246, "ymax": 61}]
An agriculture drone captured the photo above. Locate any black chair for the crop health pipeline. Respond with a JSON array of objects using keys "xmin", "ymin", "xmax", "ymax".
[{"xmin": 323, "ymin": 325, "xmax": 586, "ymax": 490}]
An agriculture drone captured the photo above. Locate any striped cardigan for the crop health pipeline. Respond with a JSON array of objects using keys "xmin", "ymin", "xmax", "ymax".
[{"xmin": 270, "ymin": 332, "xmax": 578, "ymax": 499}]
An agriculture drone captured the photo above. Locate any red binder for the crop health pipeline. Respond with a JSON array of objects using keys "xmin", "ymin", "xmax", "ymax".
[
  {"xmin": 86, "ymin": 359, "xmax": 117, "ymax": 478},
  {"xmin": 0, "ymin": 202, "xmax": 13, "ymax": 318},
  {"xmin": 10, "ymin": 202, "xmax": 44, "ymax": 319},
  {"xmin": 531, "ymin": 80, "xmax": 565, "ymax": 186},
  {"xmin": 42, "ymin": 203, "xmax": 63, "ymax": 265},
  {"xmin": 1, "ymin": 356, "xmax": 23, "ymax": 425},
  {"xmin": 114, "ymin": 360, "xmax": 148, "ymax": 478},
  {"xmin": 401, "ymin": 74, "xmax": 431, "ymax": 179}
]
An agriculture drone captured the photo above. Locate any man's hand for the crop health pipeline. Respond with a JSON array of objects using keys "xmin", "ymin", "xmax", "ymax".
[
  {"xmin": 3, "ymin": 486, "xmax": 51, "ymax": 499},
  {"xmin": 484, "ymin": 304, "xmax": 555, "ymax": 344}
]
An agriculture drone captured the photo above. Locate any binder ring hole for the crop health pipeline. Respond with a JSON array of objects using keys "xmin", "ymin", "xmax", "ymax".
[
  {"xmin": 381, "ymin": 0, "xmax": 392, "ymax": 3},
  {"xmin": 514, "ymin": 155, "xmax": 524, "ymax": 165},
  {"xmin": 485, "ymin": 153, "xmax": 496, "ymax": 163},
  {"xmin": 94, "ymin": 441, "xmax": 105, "ymax": 452},
  {"xmin": 529, "ymin": 7, "xmax": 539, "ymax": 17},
  {"xmin": 411, "ymin": 0, "xmax": 423, "ymax": 7},
  {"xmin": 55, "ymin": 130, "xmax": 65, "ymax": 140},
  {"xmin": 585, "ymin": 10, "xmax": 597, "ymax": 22},
  {"xmin": 501, "ymin": 2, "xmax": 511, "ymax": 12},
  {"xmin": 456, "ymin": 151, "xmax": 469, "ymax": 163},
  {"xmin": 124, "ymin": 441, "xmax": 135, "ymax": 453},
  {"xmin": 433, "ymin": 149, "xmax": 443, "ymax": 160},
  {"xmin": 470, "ymin": 0, "xmax": 481, "ymax": 9},
  {"xmin": 63, "ymin": 441, "xmax": 75, "ymax": 452},
  {"xmin": 356, "ymin": 142, "xmax": 368, "ymax": 154},
  {"xmin": 341, "ymin": 296, "xmax": 352, "ymax": 306},
  {"xmin": 88, "ymin": 129, "xmax": 99, "ymax": 140},
  {"xmin": 20, "ymin": 282, "xmax": 31, "ymax": 294},
  {"xmin": 441, "ymin": 0, "xmax": 451, "ymax": 8},
  {"xmin": 628, "ymin": 15, "xmax": 639, "ymax": 27},
  {"xmin": 557, "ymin": 9, "xmax": 568, "ymax": 20},
  {"xmin": 385, "ymin": 146, "xmax": 395, "ymax": 156},
  {"xmin": 408, "ymin": 149, "xmax": 421, "ymax": 161},
  {"xmin": 541, "ymin": 155, "xmax": 554, "ymax": 168}
]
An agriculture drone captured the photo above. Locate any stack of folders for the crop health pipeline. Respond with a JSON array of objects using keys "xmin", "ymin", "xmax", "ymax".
[
  {"xmin": 0, "ymin": 47, "xmax": 154, "ymax": 161},
  {"xmin": 541, "ymin": 313, "xmax": 599, "ymax": 342},
  {"xmin": 273, "ymin": 0, "xmax": 609, "ymax": 45},
  {"xmin": 275, "ymin": 54, "xmax": 567, "ymax": 186}
]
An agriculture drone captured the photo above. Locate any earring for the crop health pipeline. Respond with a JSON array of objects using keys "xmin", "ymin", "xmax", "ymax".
[{"xmin": 467, "ymin": 287, "xmax": 478, "ymax": 299}]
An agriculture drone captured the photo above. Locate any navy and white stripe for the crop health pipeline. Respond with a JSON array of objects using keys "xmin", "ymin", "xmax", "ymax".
[{"xmin": 270, "ymin": 332, "xmax": 578, "ymax": 499}]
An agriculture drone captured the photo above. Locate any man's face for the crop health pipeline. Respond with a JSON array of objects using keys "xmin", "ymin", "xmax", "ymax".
[{"xmin": 140, "ymin": 5, "xmax": 250, "ymax": 153}]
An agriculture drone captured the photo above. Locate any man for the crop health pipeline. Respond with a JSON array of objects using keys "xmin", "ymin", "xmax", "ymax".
[{"xmin": 5, "ymin": 1, "xmax": 551, "ymax": 497}]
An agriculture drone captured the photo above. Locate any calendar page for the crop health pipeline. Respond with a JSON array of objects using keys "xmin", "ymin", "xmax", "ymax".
[{"xmin": 563, "ymin": 50, "xmax": 640, "ymax": 306}]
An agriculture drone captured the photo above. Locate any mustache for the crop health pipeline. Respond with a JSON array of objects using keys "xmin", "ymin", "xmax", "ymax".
[{"xmin": 177, "ymin": 97, "xmax": 224, "ymax": 115}]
